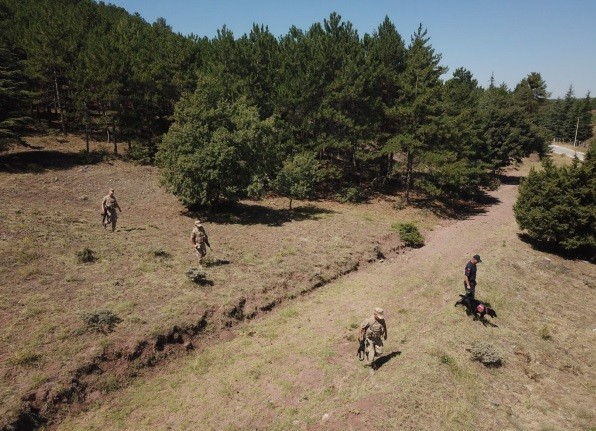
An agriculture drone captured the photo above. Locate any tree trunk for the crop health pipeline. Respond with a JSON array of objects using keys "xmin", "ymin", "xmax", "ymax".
[
  {"xmin": 112, "ymin": 116, "xmax": 117, "ymax": 155},
  {"xmin": 53, "ymin": 69, "xmax": 66, "ymax": 135},
  {"xmin": 84, "ymin": 102, "xmax": 90, "ymax": 152},
  {"xmin": 404, "ymin": 151, "xmax": 413, "ymax": 205},
  {"xmin": 148, "ymin": 126, "xmax": 155, "ymax": 162},
  {"xmin": 101, "ymin": 105, "xmax": 111, "ymax": 144},
  {"xmin": 387, "ymin": 153, "xmax": 394, "ymax": 176}
]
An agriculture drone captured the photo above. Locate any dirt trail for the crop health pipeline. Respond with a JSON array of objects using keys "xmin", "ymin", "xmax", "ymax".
[
  {"xmin": 387, "ymin": 182, "xmax": 516, "ymax": 278},
  {"xmin": 58, "ymin": 170, "xmax": 596, "ymax": 430}
]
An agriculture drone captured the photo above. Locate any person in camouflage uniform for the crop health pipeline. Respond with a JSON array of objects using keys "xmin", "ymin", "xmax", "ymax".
[
  {"xmin": 359, "ymin": 307, "xmax": 388, "ymax": 368},
  {"xmin": 190, "ymin": 220, "xmax": 209, "ymax": 268},
  {"xmin": 101, "ymin": 188, "xmax": 122, "ymax": 232}
]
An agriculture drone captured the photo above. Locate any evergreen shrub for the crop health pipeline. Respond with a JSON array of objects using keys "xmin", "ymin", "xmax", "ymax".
[
  {"xmin": 514, "ymin": 144, "xmax": 595, "ymax": 257},
  {"xmin": 392, "ymin": 222, "xmax": 424, "ymax": 248}
]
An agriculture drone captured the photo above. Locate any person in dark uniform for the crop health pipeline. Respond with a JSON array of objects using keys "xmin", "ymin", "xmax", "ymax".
[{"xmin": 464, "ymin": 254, "xmax": 482, "ymax": 299}]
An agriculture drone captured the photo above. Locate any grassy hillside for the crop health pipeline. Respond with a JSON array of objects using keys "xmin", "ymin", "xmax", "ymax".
[
  {"xmin": 0, "ymin": 134, "xmax": 441, "ymax": 429},
  {"xmin": 49, "ymin": 154, "xmax": 596, "ymax": 430}
]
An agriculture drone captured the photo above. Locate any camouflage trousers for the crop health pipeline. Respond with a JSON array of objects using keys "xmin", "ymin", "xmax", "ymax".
[
  {"xmin": 102, "ymin": 208, "xmax": 117, "ymax": 231},
  {"xmin": 365, "ymin": 337, "xmax": 384, "ymax": 365},
  {"xmin": 195, "ymin": 243, "xmax": 207, "ymax": 266}
]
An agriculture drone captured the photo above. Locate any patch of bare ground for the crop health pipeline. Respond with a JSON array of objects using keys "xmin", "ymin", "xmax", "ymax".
[
  {"xmin": 1, "ymin": 134, "xmax": 440, "ymax": 430},
  {"xmin": 54, "ymin": 155, "xmax": 595, "ymax": 431}
]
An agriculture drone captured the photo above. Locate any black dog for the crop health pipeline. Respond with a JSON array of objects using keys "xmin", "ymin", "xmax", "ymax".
[{"xmin": 455, "ymin": 294, "xmax": 497, "ymax": 319}]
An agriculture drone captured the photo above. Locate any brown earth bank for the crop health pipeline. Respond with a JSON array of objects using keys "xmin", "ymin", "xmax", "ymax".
[
  {"xmin": 52, "ymin": 152, "xmax": 595, "ymax": 430},
  {"xmin": 1, "ymin": 134, "xmax": 444, "ymax": 430}
]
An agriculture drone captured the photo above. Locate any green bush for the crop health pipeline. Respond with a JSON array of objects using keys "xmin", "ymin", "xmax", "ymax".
[
  {"xmin": 273, "ymin": 152, "xmax": 322, "ymax": 209},
  {"xmin": 125, "ymin": 141, "xmax": 154, "ymax": 165},
  {"xmin": 539, "ymin": 325, "xmax": 552, "ymax": 340},
  {"xmin": 439, "ymin": 353, "xmax": 455, "ymax": 365},
  {"xmin": 392, "ymin": 222, "xmax": 424, "ymax": 248},
  {"xmin": 467, "ymin": 342, "xmax": 504, "ymax": 368},
  {"xmin": 514, "ymin": 146, "xmax": 595, "ymax": 256},
  {"xmin": 336, "ymin": 186, "xmax": 366, "ymax": 204},
  {"xmin": 81, "ymin": 310, "xmax": 122, "ymax": 334},
  {"xmin": 151, "ymin": 248, "xmax": 171, "ymax": 259},
  {"xmin": 77, "ymin": 149, "xmax": 109, "ymax": 165},
  {"xmin": 392, "ymin": 197, "xmax": 406, "ymax": 210},
  {"xmin": 76, "ymin": 248, "xmax": 96, "ymax": 263},
  {"xmin": 10, "ymin": 350, "xmax": 42, "ymax": 366},
  {"xmin": 156, "ymin": 79, "xmax": 281, "ymax": 208}
]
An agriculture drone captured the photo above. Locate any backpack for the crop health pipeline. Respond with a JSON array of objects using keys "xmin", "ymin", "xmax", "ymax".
[{"xmin": 367, "ymin": 319, "xmax": 384, "ymax": 339}]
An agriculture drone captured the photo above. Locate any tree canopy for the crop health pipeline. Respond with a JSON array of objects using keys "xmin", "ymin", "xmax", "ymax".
[
  {"xmin": 514, "ymin": 144, "xmax": 595, "ymax": 258},
  {"xmin": 2, "ymin": 0, "xmax": 593, "ymax": 210}
]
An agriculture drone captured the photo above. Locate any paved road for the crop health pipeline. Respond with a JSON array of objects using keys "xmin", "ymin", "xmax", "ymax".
[{"xmin": 550, "ymin": 144, "xmax": 586, "ymax": 161}]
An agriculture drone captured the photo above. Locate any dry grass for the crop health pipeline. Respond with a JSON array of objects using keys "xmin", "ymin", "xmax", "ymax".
[
  {"xmin": 0, "ymin": 133, "xmax": 441, "ymax": 428},
  {"xmin": 57, "ymin": 159, "xmax": 595, "ymax": 431},
  {"xmin": 2, "ymin": 135, "xmax": 594, "ymax": 430}
]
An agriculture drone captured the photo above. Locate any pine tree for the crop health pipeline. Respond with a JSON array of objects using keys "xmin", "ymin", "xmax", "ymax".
[
  {"xmin": 431, "ymin": 67, "xmax": 493, "ymax": 200},
  {"xmin": 275, "ymin": 14, "xmax": 372, "ymax": 182},
  {"xmin": 363, "ymin": 16, "xmax": 406, "ymax": 179},
  {"xmin": 478, "ymin": 83, "xmax": 543, "ymax": 172},
  {"xmin": 576, "ymin": 92, "xmax": 593, "ymax": 143},
  {"xmin": 512, "ymin": 72, "xmax": 550, "ymax": 153},
  {"xmin": 514, "ymin": 149, "xmax": 596, "ymax": 256},
  {"xmin": 314, "ymin": 13, "xmax": 370, "ymax": 176},
  {"xmin": 235, "ymin": 24, "xmax": 280, "ymax": 118},
  {"xmin": 0, "ymin": 3, "xmax": 30, "ymax": 150},
  {"xmin": 17, "ymin": 0, "xmax": 90, "ymax": 134},
  {"xmin": 545, "ymin": 98, "xmax": 566, "ymax": 140},
  {"xmin": 562, "ymin": 85, "xmax": 577, "ymax": 141},
  {"xmin": 392, "ymin": 25, "xmax": 447, "ymax": 204}
]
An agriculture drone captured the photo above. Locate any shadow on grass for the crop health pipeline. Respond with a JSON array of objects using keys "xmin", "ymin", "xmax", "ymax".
[
  {"xmin": 373, "ymin": 350, "xmax": 401, "ymax": 370},
  {"xmin": 187, "ymin": 203, "xmax": 336, "ymax": 227},
  {"xmin": 498, "ymin": 173, "xmax": 522, "ymax": 186},
  {"xmin": 186, "ymin": 268, "xmax": 215, "ymax": 287},
  {"xmin": 478, "ymin": 318, "xmax": 498, "ymax": 328},
  {"xmin": 0, "ymin": 150, "xmax": 110, "ymax": 173},
  {"xmin": 413, "ymin": 191, "xmax": 501, "ymax": 220},
  {"xmin": 120, "ymin": 227, "xmax": 147, "ymax": 232},
  {"xmin": 517, "ymin": 233, "xmax": 595, "ymax": 263},
  {"xmin": 205, "ymin": 258, "xmax": 231, "ymax": 267}
]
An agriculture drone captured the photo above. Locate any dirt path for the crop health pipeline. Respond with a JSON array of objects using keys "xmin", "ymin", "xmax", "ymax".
[{"xmin": 58, "ymin": 170, "xmax": 595, "ymax": 430}]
